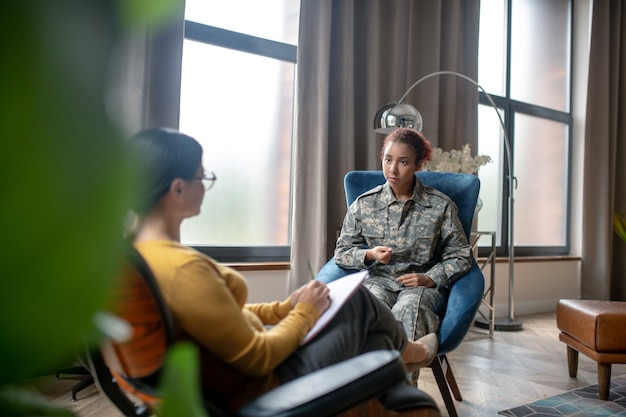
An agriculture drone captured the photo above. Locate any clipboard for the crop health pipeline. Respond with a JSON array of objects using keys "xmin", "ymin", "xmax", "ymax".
[{"xmin": 302, "ymin": 270, "xmax": 368, "ymax": 344}]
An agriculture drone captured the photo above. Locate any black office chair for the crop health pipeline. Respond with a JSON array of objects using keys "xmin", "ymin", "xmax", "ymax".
[
  {"xmin": 92, "ymin": 244, "xmax": 441, "ymax": 417},
  {"xmin": 84, "ymin": 346, "xmax": 151, "ymax": 417}
]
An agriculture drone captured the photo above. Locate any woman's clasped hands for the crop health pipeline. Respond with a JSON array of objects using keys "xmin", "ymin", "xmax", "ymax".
[
  {"xmin": 397, "ymin": 273, "xmax": 435, "ymax": 288},
  {"xmin": 367, "ymin": 246, "xmax": 435, "ymax": 288},
  {"xmin": 367, "ymin": 246, "xmax": 393, "ymax": 264}
]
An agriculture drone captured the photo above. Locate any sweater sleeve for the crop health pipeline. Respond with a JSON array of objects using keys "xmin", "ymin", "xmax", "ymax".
[
  {"xmin": 164, "ymin": 259, "xmax": 319, "ymax": 378},
  {"xmin": 244, "ymin": 299, "xmax": 293, "ymax": 325}
]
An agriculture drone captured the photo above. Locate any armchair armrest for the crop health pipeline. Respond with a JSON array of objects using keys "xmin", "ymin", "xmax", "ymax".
[
  {"xmin": 437, "ymin": 260, "xmax": 484, "ymax": 353},
  {"xmin": 236, "ymin": 350, "xmax": 406, "ymax": 417},
  {"xmin": 380, "ymin": 382, "xmax": 441, "ymax": 412},
  {"xmin": 315, "ymin": 258, "xmax": 355, "ymax": 284}
]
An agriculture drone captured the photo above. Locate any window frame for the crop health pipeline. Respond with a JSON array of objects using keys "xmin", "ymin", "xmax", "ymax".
[
  {"xmin": 181, "ymin": 1, "xmax": 574, "ymax": 262},
  {"xmin": 181, "ymin": 20, "xmax": 297, "ymax": 263},
  {"xmin": 477, "ymin": 0, "xmax": 573, "ymax": 258}
]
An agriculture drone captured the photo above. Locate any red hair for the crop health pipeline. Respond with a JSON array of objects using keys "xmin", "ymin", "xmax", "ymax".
[{"xmin": 381, "ymin": 128, "xmax": 433, "ymax": 170}]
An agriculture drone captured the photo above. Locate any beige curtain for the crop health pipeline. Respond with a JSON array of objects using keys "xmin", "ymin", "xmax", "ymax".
[
  {"xmin": 290, "ymin": 0, "xmax": 480, "ymax": 290},
  {"xmin": 582, "ymin": 0, "xmax": 626, "ymax": 300},
  {"xmin": 106, "ymin": 10, "xmax": 185, "ymax": 136}
]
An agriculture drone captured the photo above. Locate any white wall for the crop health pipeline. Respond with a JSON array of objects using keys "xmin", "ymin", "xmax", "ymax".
[
  {"xmin": 478, "ymin": 259, "xmax": 580, "ymax": 319},
  {"xmin": 244, "ymin": 270, "xmax": 290, "ymax": 303}
]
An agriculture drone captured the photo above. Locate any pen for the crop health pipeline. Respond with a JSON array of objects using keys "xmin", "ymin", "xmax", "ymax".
[{"xmin": 306, "ymin": 260, "xmax": 315, "ymax": 280}]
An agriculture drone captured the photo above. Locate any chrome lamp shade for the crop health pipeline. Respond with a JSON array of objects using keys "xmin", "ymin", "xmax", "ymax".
[{"xmin": 373, "ymin": 102, "xmax": 423, "ymax": 134}]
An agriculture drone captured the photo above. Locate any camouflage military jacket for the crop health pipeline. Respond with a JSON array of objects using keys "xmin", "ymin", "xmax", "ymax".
[{"xmin": 334, "ymin": 178, "xmax": 472, "ymax": 292}]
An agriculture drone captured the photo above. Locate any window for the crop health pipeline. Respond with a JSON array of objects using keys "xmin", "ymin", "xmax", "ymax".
[
  {"xmin": 179, "ymin": 0, "xmax": 300, "ymax": 262},
  {"xmin": 179, "ymin": 0, "xmax": 571, "ymax": 261},
  {"xmin": 476, "ymin": 0, "xmax": 572, "ymax": 256}
]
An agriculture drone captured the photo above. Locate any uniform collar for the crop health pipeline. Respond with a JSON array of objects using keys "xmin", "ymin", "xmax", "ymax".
[{"xmin": 381, "ymin": 177, "xmax": 430, "ymax": 207}]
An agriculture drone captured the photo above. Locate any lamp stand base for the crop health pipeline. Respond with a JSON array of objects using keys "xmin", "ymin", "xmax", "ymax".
[{"xmin": 475, "ymin": 317, "xmax": 523, "ymax": 332}]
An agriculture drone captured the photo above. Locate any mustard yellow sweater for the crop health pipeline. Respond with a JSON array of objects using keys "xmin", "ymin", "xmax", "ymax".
[{"xmin": 134, "ymin": 240, "xmax": 320, "ymax": 411}]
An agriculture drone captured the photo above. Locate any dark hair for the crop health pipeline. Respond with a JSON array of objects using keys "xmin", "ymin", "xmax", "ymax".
[
  {"xmin": 128, "ymin": 127, "xmax": 203, "ymax": 215},
  {"xmin": 381, "ymin": 128, "xmax": 433, "ymax": 169}
]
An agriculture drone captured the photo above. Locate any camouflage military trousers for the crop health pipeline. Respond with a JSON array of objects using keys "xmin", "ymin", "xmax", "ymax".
[{"xmin": 364, "ymin": 280, "xmax": 445, "ymax": 385}]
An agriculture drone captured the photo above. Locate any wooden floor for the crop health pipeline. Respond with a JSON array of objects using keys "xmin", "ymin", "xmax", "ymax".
[{"xmin": 25, "ymin": 311, "xmax": 626, "ymax": 417}]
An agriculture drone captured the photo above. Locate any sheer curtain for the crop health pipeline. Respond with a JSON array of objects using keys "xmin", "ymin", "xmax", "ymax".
[
  {"xmin": 290, "ymin": 0, "xmax": 480, "ymax": 290},
  {"xmin": 582, "ymin": 0, "xmax": 626, "ymax": 300}
]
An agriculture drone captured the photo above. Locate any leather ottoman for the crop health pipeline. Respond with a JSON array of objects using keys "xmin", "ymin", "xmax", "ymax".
[{"xmin": 556, "ymin": 299, "xmax": 626, "ymax": 400}]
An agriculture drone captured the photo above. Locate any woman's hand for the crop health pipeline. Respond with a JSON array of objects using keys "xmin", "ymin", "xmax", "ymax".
[
  {"xmin": 367, "ymin": 246, "xmax": 393, "ymax": 264},
  {"xmin": 296, "ymin": 280, "xmax": 331, "ymax": 315},
  {"xmin": 289, "ymin": 284, "xmax": 307, "ymax": 307},
  {"xmin": 397, "ymin": 273, "xmax": 435, "ymax": 288}
]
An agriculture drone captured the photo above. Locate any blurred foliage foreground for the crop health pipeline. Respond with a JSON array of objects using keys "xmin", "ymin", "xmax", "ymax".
[{"xmin": 0, "ymin": 2, "xmax": 205, "ymax": 416}]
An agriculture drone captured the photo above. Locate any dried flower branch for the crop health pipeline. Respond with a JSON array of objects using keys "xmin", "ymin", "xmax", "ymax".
[{"xmin": 422, "ymin": 144, "xmax": 492, "ymax": 175}]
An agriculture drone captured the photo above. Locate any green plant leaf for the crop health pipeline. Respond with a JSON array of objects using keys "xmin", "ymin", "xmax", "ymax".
[
  {"xmin": 0, "ymin": 2, "xmax": 135, "ymax": 385},
  {"xmin": 157, "ymin": 342, "xmax": 209, "ymax": 417},
  {"xmin": 614, "ymin": 214, "xmax": 626, "ymax": 243},
  {"xmin": 116, "ymin": 0, "xmax": 184, "ymax": 27}
]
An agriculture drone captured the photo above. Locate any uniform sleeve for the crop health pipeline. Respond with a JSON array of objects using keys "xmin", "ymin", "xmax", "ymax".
[
  {"xmin": 334, "ymin": 201, "xmax": 370, "ymax": 269},
  {"xmin": 164, "ymin": 259, "xmax": 319, "ymax": 377},
  {"xmin": 424, "ymin": 203, "xmax": 472, "ymax": 289}
]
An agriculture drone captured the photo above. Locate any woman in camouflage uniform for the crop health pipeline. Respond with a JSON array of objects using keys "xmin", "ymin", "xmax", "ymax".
[{"xmin": 334, "ymin": 128, "xmax": 472, "ymax": 383}]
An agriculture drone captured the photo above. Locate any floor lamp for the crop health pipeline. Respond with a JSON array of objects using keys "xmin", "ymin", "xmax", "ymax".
[{"xmin": 373, "ymin": 70, "xmax": 522, "ymax": 331}]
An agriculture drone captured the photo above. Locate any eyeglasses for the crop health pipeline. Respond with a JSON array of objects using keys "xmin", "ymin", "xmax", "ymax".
[{"xmin": 192, "ymin": 171, "xmax": 217, "ymax": 190}]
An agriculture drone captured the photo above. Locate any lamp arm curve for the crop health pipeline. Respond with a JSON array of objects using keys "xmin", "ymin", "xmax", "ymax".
[
  {"xmin": 398, "ymin": 71, "xmax": 513, "ymax": 182},
  {"xmin": 397, "ymin": 70, "xmax": 517, "ymax": 320}
]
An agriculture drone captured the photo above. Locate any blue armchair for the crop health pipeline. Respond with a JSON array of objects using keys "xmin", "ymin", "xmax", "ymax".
[{"xmin": 316, "ymin": 171, "xmax": 484, "ymax": 417}]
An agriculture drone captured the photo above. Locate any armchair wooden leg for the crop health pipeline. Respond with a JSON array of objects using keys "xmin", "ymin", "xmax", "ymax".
[
  {"xmin": 441, "ymin": 354, "xmax": 461, "ymax": 401},
  {"xmin": 430, "ymin": 355, "xmax": 460, "ymax": 417}
]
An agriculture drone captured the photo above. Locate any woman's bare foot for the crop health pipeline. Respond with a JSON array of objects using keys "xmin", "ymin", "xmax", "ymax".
[{"xmin": 401, "ymin": 333, "xmax": 438, "ymax": 371}]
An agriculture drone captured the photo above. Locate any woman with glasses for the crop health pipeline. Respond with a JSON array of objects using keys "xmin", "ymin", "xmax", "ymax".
[{"xmin": 126, "ymin": 127, "xmax": 437, "ymax": 413}]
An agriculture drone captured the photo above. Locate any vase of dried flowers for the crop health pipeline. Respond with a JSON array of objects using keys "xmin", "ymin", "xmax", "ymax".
[
  {"xmin": 422, "ymin": 144, "xmax": 491, "ymax": 225},
  {"xmin": 422, "ymin": 144, "xmax": 492, "ymax": 175}
]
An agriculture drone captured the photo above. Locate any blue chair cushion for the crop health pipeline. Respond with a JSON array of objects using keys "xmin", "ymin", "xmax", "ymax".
[{"xmin": 343, "ymin": 171, "xmax": 479, "ymax": 240}]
